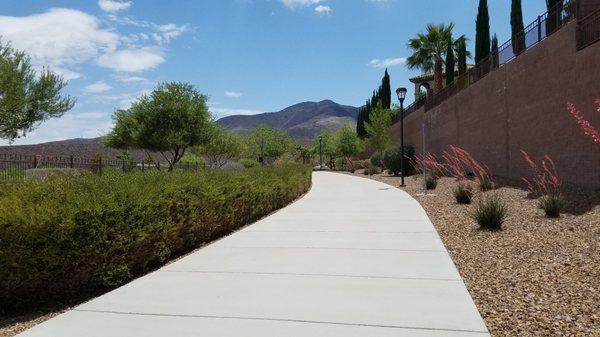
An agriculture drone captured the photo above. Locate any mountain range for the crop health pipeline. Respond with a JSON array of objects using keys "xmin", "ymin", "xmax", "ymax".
[
  {"xmin": 217, "ymin": 100, "xmax": 358, "ymax": 142},
  {"xmin": 0, "ymin": 100, "xmax": 359, "ymax": 159}
]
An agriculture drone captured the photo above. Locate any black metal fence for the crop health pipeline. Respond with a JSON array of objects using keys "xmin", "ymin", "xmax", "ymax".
[
  {"xmin": 577, "ymin": 6, "xmax": 600, "ymax": 50},
  {"xmin": 425, "ymin": 0, "xmax": 577, "ymax": 111},
  {"xmin": 0, "ymin": 154, "xmax": 201, "ymax": 180}
]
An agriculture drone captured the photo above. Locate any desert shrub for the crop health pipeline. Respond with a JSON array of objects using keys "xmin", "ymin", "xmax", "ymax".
[
  {"xmin": 383, "ymin": 145, "xmax": 415, "ymax": 176},
  {"xmin": 370, "ymin": 152, "xmax": 382, "ymax": 168},
  {"xmin": 0, "ymin": 165, "xmax": 311, "ymax": 311},
  {"xmin": 424, "ymin": 175, "xmax": 438, "ymax": 190},
  {"xmin": 538, "ymin": 194, "xmax": 564, "ymax": 218},
  {"xmin": 240, "ymin": 158, "xmax": 259, "ymax": 168},
  {"xmin": 453, "ymin": 183, "xmax": 473, "ymax": 204},
  {"xmin": 362, "ymin": 161, "xmax": 381, "ymax": 175},
  {"xmin": 472, "ymin": 195, "xmax": 507, "ymax": 230},
  {"xmin": 478, "ymin": 176, "xmax": 495, "ymax": 191},
  {"xmin": 24, "ymin": 168, "xmax": 90, "ymax": 181}
]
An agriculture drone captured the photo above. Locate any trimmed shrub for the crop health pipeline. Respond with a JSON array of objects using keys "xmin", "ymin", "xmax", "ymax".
[
  {"xmin": 538, "ymin": 194, "xmax": 564, "ymax": 218},
  {"xmin": 383, "ymin": 145, "xmax": 415, "ymax": 176},
  {"xmin": 453, "ymin": 183, "xmax": 474, "ymax": 204},
  {"xmin": 0, "ymin": 165, "xmax": 311, "ymax": 311},
  {"xmin": 239, "ymin": 158, "xmax": 259, "ymax": 168},
  {"xmin": 370, "ymin": 152, "xmax": 382, "ymax": 168},
  {"xmin": 424, "ymin": 175, "xmax": 438, "ymax": 190},
  {"xmin": 472, "ymin": 195, "xmax": 507, "ymax": 230}
]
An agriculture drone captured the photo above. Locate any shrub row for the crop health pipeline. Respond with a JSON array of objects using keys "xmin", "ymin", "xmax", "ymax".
[{"xmin": 0, "ymin": 165, "xmax": 311, "ymax": 311}]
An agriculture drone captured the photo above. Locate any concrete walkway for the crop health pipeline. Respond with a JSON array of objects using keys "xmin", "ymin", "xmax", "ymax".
[{"xmin": 19, "ymin": 172, "xmax": 489, "ymax": 337}]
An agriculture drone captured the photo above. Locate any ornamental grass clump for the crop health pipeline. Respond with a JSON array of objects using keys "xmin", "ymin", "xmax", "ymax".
[
  {"xmin": 453, "ymin": 183, "xmax": 474, "ymax": 204},
  {"xmin": 424, "ymin": 175, "xmax": 438, "ymax": 190},
  {"xmin": 521, "ymin": 150, "xmax": 564, "ymax": 218},
  {"xmin": 472, "ymin": 195, "xmax": 507, "ymax": 230}
]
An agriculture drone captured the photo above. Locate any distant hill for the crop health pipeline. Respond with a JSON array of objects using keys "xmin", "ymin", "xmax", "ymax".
[
  {"xmin": 0, "ymin": 138, "xmax": 150, "ymax": 161},
  {"xmin": 0, "ymin": 100, "xmax": 359, "ymax": 159},
  {"xmin": 217, "ymin": 100, "xmax": 359, "ymax": 142}
]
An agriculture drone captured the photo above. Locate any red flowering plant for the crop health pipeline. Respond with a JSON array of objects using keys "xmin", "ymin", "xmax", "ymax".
[
  {"xmin": 441, "ymin": 145, "xmax": 493, "ymax": 191},
  {"xmin": 410, "ymin": 153, "xmax": 444, "ymax": 191},
  {"xmin": 521, "ymin": 150, "xmax": 563, "ymax": 217},
  {"xmin": 566, "ymin": 100, "xmax": 600, "ymax": 145}
]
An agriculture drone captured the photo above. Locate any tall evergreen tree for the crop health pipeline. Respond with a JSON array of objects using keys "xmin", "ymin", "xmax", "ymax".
[
  {"xmin": 445, "ymin": 36, "xmax": 455, "ymax": 85},
  {"xmin": 491, "ymin": 34, "xmax": 499, "ymax": 68},
  {"xmin": 511, "ymin": 0, "xmax": 526, "ymax": 55},
  {"xmin": 475, "ymin": 0, "xmax": 490, "ymax": 64},
  {"xmin": 381, "ymin": 69, "xmax": 391, "ymax": 109},
  {"xmin": 457, "ymin": 39, "xmax": 468, "ymax": 75},
  {"xmin": 546, "ymin": 0, "xmax": 562, "ymax": 34}
]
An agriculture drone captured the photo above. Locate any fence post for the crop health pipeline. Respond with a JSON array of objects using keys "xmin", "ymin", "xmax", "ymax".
[
  {"xmin": 70, "ymin": 155, "xmax": 74, "ymax": 169},
  {"xmin": 33, "ymin": 156, "xmax": 37, "ymax": 169},
  {"xmin": 122, "ymin": 159, "xmax": 125, "ymax": 172},
  {"xmin": 99, "ymin": 158, "xmax": 103, "ymax": 175},
  {"xmin": 538, "ymin": 15, "xmax": 542, "ymax": 42}
]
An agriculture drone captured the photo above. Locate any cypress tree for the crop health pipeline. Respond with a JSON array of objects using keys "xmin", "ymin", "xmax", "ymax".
[
  {"xmin": 475, "ymin": 0, "xmax": 490, "ymax": 64},
  {"xmin": 381, "ymin": 69, "xmax": 391, "ymax": 109},
  {"xmin": 511, "ymin": 0, "xmax": 526, "ymax": 55},
  {"xmin": 546, "ymin": 0, "xmax": 561, "ymax": 34},
  {"xmin": 458, "ymin": 39, "xmax": 467, "ymax": 75},
  {"xmin": 445, "ymin": 36, "xmax": 455, "ymax": 85},
  {"xmin": 491, "ymin": 34, "xmax": 499, "ymax": 68}
]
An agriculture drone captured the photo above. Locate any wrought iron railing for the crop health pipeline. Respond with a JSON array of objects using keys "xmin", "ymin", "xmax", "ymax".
[
  {"xmin": 577, "ymin": 7, "xmax": 600, "ymax": 50},
  {"xmin": 425, "ymin": 0, "xmax": 577, "ymax": 111}
]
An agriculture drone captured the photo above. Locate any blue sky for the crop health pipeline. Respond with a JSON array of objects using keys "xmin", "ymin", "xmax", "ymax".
[{"xmin": 0, "ymin": 0, "xmax": 547, "ymax": 145}]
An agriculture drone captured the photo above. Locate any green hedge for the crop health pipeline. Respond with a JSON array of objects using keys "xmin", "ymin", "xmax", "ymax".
[{"xmin": 0, "ymin": 165, "xmax": 311, "ymax": 311}]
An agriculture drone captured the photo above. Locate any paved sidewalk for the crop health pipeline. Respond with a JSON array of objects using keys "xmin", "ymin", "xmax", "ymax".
[{"xmin": 19, "ymin": 172, "xmax": 490, "ymax": 337}]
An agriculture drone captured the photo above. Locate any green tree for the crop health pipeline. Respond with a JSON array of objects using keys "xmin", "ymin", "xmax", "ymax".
[
  {"xmin": 475, "ymin": 0, "xmax": 491, "ymax": 64},
  {"xmin": 334, "ymin": 125, "xmax": 363, "ymax": 168},
  {"xmin": 381, "ymin": 69, "xmax": 391, "ymax": 109},
  {"xmin": 0, "ymin": 41, "xmax": 75, "ymax": 142},
  {"xmin": 457, "ymin": 39, "xmax": 468, "ymax": 75},
  {"xmin": 445, "ymin": 35, "xmax": 455, "ymax": 85},
  {"xmin": 194, "ymin": 126, "xmax": 247, "ymax": 168},
  {"xmin": 546, "ymin": 0, "xmax": 562, "ymax": 34},
  {"xmin": 247, "ymin": 124, "xmax": 294, "ymax": 163},
  {"xmin": 364, "ymin": 103, "xmax": 392, "ymax": 167},
  {"xmin": 313, "ymin": 131, "xmax": 338, "ymax": 168},
  {"xmin": 511, "ymin": 0, "xmax": 526, "ymax": 55},
  {"xmin": 406, "ymin": 23, "xmax": 455, "ymax": 93},
  {"xmin": 491, "ymin": 34, "xmax": 499, "ymax": 68},
  {"xmin": 103, "ymin": 82, "xmax": 212, "ymax": 171}
]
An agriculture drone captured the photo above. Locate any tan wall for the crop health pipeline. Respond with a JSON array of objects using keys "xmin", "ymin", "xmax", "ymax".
[{"xmin": 390, "ymin": 23, "xmax": 600, "ymax": 188}]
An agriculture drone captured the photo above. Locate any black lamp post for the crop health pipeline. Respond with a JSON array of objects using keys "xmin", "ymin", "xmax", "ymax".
[
  {"xmin": 396, "ymin": 87, "xmax": 407, "ymax": 187},
  {"xmin": 319, "ymin": 135, "xmax": 323, "ymax": 169}
]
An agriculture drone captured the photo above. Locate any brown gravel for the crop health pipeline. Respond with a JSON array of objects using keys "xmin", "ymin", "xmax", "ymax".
[{"xmin": 344, "ymin": 170, "xmax": 600, "ymax": 337}]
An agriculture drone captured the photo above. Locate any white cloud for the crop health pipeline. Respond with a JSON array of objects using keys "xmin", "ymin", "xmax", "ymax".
[
  {"xmin": 368, "ymin": 57, "xmax": 406, "ymax": 69},
  {"xmin": 225, "ymin": 91, "xmax": 243, "ymax": 98},
  {"xmin": 98, "ymin": 0, "xmax": 132, "ymax": 13},
  {"xmin": 97, "ymin": 47, "xmax": 165, "ymax": 72},
  {"xmin": 84, "ymin": 81, "xmax": 112, "ymax": 94},
  {"xmin": 0, "ymin": 8, "xmax": 119, "ymax": 78},
  {"xmin": 314, "ymin": 5, "xmax": 332, "ymax": 14},
  {"xmin": 114, "ymin": 75, "xmax": 148, "ymax": 83},
  {"xmin": 281, "ymin": 0, "xmax": 325, "ymax": 9}
]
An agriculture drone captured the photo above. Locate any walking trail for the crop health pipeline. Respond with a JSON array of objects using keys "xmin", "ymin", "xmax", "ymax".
[{"xmin": 19, "ymin": 172, "xmax": 490, "ymax": 337}]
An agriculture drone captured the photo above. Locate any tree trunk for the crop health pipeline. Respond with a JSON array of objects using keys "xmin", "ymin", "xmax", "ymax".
[{"xmin": 434, "ymin": 58, "xmax": 444, "ymax": 93}]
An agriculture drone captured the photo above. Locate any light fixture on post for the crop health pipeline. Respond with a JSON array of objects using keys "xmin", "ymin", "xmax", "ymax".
[
  {"xmin": 319, "ymin": 135, "xmax": 323, "ymax": 170},
  {"xmin": 396, "ymin": 87, "xmax": 408, "ymax": 187}
]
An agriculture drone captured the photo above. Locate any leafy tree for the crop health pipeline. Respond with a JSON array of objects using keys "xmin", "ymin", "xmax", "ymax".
[
  {"xmin": 406, "ymin": 23, "xmax": 455, "ymax": 93},
  {"xmin": 312, "ymin": 130, "xmax": 337, "ymax": 167},
  {"xmin": 457, "ymin": 39, "xmax": 468, "ymax": 75},
  {"xmin": 103, "ymin": 82, "xmax": 212, "ymax": 171},
  {"xmin": 334, "ymin": 125, "xmax": 363, "ymax": 168},
  {"xmin": 381, "ymin": 69, "xmax": 391, "ymax": 109},
  {"xmin": 364, "ymin": 103, "xmax": 392, "ymax": 167},
  {"xmin": 445, "ymin": 35, "xmax": 455, "ymax": 85},
  {"xmin": 511, "ymin": 0, "xmax": 526, "ymax": 55},
  {"xmin": 475, "ymin": 0, "xmax": 491, "ymax": 64},
  {"xmin": 357, "ymin": 70, "xmax": 391, "ymax": 139},
  {"xmin": 0, "ymin": 40, "xmax": 75, "ymax": 142},
  {"xmin": 193, "ymin": 126, "xmax": 247, "ymax": 168},
  {"xmin": 247, "ymin": 124, "xmax": 294, "ymax": 163},
  {"xmin": 491, "ymin": 34, "xmax": 499, "ymax": 68}
]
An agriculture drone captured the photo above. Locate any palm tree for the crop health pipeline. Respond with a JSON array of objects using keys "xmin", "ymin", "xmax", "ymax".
[{"xmin": 406, "ymin": 23, "xmax": 469, "ymax": 93}]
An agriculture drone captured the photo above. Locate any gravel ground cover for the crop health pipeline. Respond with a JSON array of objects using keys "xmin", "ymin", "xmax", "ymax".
[{"xmin": 345, "ymin": 170, "xmax": 599, "ymax": 336}]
